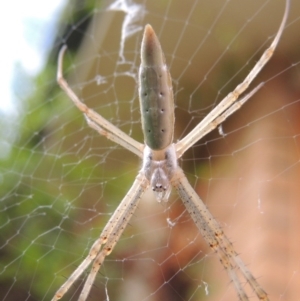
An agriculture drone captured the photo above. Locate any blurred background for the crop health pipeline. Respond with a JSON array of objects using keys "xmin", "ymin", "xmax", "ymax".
[{"xmin": 1, "ymin": 0, "xmax": 300, "ymax": 300}]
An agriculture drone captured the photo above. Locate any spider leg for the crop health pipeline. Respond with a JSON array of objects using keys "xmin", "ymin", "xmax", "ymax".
[
  {"xmin": 188, "ymin": 83, "xmax": 263, "ymax": 142},
  {"xmin": 171, "ymin": 167, "xmax": 268, "ymax": 301},
  {"xmin": 84, "ymin": 115, "xmax": 144, "ymax": 158},
  {"xmin": 175, "ymin": 0, "xmax": 289, "ymax": 158},
  {"xmin": 52, "ymin": 173, "xmax": 149, "ymax": 301},
  {"xmin": 57, "ymin": 45, "xmax": 144, "ymax": 158}
]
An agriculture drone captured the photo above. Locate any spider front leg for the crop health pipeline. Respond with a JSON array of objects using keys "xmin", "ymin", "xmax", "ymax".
[
  {"xmin": 52, "ymin": 174, "xmax": 149, "ymax": 301},
  {"xmin": 176, "ymin": 0, "xmax": 289, "ymax": 158},
  {"xmin": 190, "ymin": 83, "xmax": 263, "ymax": 141},
  {"xmin": 57, "ymin": 45, "xmax": 144, "ymax": 158}
]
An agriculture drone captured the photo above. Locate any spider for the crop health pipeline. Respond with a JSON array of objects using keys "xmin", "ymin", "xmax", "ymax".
[{"xmin": 53, "ymin": 1, "xmax": 289, "ymax": 300}]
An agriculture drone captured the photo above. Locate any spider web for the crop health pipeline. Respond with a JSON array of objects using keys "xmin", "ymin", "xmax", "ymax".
[{"xmin": 1, "ymin": 0, "xmax": 300, "ymax": 300}]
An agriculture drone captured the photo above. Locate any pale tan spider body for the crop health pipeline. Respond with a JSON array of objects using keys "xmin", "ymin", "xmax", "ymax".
[
  {"xmin": 53, "ymin": 1, "xmax": 290, "ymax": 300},
  {"xmin": 139, "ymin": 25, "xmax": 177, "ymax": 201},
  {"xmin": 139, "ymin": 25, "xmax": 175, "ymax": 151}
]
